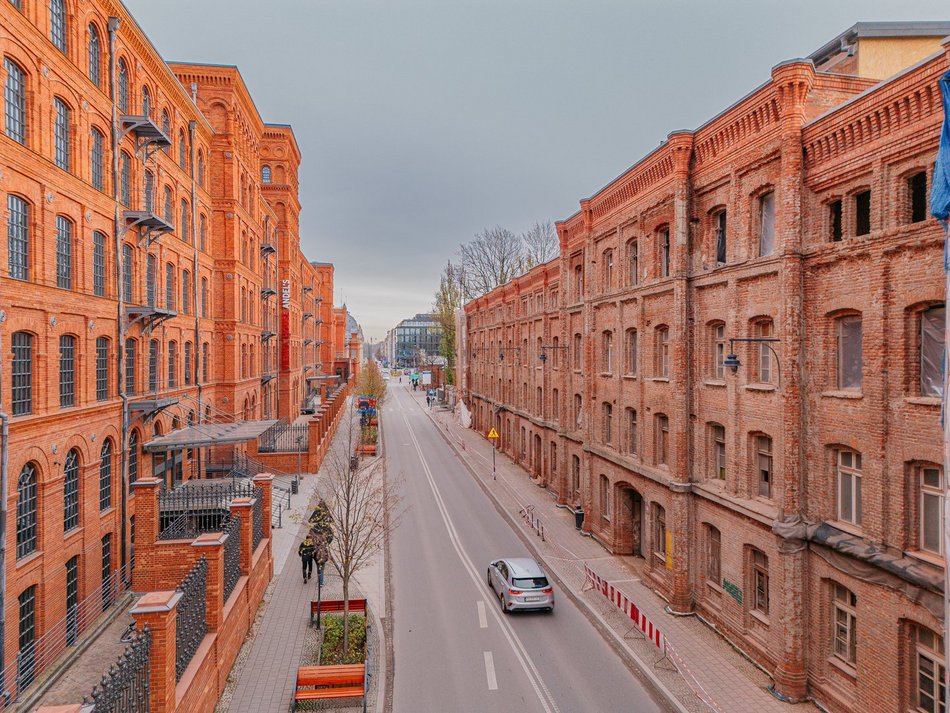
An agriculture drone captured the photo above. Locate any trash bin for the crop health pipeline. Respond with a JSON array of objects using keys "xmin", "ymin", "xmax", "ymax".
[
  {"xmin": 291, "ymin": 479, "xmax": 299, "ymax": 495},
  {"xmin": 573, "ymin": 507, "xmax": 584, "ymax": 530}
]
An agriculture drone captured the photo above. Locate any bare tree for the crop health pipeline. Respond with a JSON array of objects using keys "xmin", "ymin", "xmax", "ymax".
[
  {"xmin": 458, "ymin": 226, "xmax": 525, "ymax": 300},
  {"xmin": 324, "ymin": 411, "xmax": 401, "ymax": 652},
  {"xmin": 432, "ymin": 260, "xmax": 465, "ymax": 382},
  {"xmin": 520, "ymin": 220, "xmax": 558, "ymax": 269}
]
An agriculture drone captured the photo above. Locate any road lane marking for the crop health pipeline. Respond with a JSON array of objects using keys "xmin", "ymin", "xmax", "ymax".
[
  {"xmin": 484, "ymin": 651, "xmax": 498, "ymax": 690},
  {"xmin": 477, "ymin": 600, "xmax": 488, "ymax": 629},
  {"xmin": 399, "ymin": 400, "xmax": 559, "ymax": 713}
]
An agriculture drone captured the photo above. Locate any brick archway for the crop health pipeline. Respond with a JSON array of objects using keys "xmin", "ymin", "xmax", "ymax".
[{"xmin": 614, "ymin": 483, "xmax": 643, "ymax": 556}]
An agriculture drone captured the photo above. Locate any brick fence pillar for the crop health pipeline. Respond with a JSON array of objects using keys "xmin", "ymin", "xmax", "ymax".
[
  {"xmin": 229, "ymin": 498, "xmax": 253, "ymax": 575},
  {"xmin": 252, "ymin": 474, "xmax": 274, "ymax": 541},
  {"xmin": 192, "ymin": 533, "xmax": 226, "ymax": 632},
  {"xmin": 667, "ymin": 482, "xmax": 693, "ymax": 614},
  {"xmin": 131, "ymin": 478, "xmax": 163, "ymax": 592},
  {"xmin": 131, "ymin": 590, "xmax": 181, "ymax": 713}
]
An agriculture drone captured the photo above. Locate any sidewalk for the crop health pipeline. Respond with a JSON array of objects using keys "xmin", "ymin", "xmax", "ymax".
[
  {"xmin": 217, "ymin": 403, "xmax": 386, "ymax": 713},
  {"xmin": 418, "ymin": 392, "xmax": 817, "ymax": 713}
]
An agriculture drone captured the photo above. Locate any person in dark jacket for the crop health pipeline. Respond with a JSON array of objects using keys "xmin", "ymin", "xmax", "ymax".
[{"xmin": 298, "ymin": 536, "xmax": 315, "ymax": 583}]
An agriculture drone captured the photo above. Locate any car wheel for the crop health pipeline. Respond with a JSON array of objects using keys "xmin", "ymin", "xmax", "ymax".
[
  {"xmin": 500, "ymin": 593, "xmax": 509, "ymax": 614},
  {"xmin": 487, "ymin": 570, "xmax": 493, "ymax": 591}
]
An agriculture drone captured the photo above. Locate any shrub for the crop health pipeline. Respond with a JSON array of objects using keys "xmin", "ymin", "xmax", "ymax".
[{"xmin": 320, "ymin": 613, "xmax": 366, "ymax": 665}]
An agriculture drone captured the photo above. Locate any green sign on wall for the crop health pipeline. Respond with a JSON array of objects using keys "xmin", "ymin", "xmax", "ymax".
[{"xmin": 722, "ymin": 579, "xmax": 743, "ymax": 605}]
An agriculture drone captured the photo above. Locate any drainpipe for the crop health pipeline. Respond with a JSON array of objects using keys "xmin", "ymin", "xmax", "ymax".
[
  {"xmin": 275, "ymin": 229, "xmax": 280, "ymax": 420},
  {"xmin": 188, "ymin": 119, "xmax": 201, "ymax": 476},
  {"xmin": 0, "ymin": 311, "xmax": 9, "ymax": 693},
  {"xmin": 107, "ymin": 16, "xmax": 130, "ymax": 579}
]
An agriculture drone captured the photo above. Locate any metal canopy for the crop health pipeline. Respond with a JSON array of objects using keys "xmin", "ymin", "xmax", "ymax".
[{"xmin": 143, "ymin": 419, "xmax": 277, "ymax": 452}]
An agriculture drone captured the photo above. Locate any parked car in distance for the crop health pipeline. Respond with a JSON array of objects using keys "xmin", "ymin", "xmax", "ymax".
[{"xmin": 487, "ymin": 557, "xmax": 554, "ymax": 613}]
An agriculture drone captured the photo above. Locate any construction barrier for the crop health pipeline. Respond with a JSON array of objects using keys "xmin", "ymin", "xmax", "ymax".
[{"xmin": 584, "ymin": 563, "xmax": 669, "ymax": 656}]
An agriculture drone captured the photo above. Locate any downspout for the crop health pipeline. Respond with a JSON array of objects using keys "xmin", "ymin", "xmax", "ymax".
[
  {"xmin": 107, "ymin": 16, "xmax": 130, "ymax": 578},
  {"xmin": 275, "ymin": 229, "xmax": 280, "ymax": 420},
  {"xmin": 188, "ymin": 118, "xmax": 200, "ymax": 476},
  {"xmin": 0, "ymin": 311, "xmax": 9, "ymax": 694}
]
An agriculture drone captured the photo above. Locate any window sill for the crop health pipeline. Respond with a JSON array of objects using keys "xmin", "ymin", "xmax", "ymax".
[
  {"xmin": 904, "ymin": 396, "xmax": 941, "ymax": 407},
  {"xmin": 828, "ymin": 519, "xmax": 863, "ymax": 538},
  {"xmin": 904, "ymin": 549, "xmax": 945, "ymax": 569},
  {"xmin": 599, "ymin": 372, "xmax": 613, "ymax": 378},
  {"xmin": 705, "ymin": 580, "xmax": 723, "ymax": 597},
  {"xmin": 749, "ymin": 610, "xmax": 770, "ymax": 627},
  {"xmin": 15, "ymin": 551, "xmax": 42, "ymax": 569},
  {"xmin": 622, "ymin": 374, "xmax": 638, "ymax": 380},
  {"xmin": 821, "ymin": 390, "xmax": 863, "ymax": 400},
  {"xmin": 744, "ymin": 383, "xmax": 776, "ymax": 392},
  {"xmin": 827, "ymin": 655, "xmax": 857, "ymax": 680},
  {"xmin": 650, "ymin": 377, "xmax": 670, "ymax": 383},
  {"xmin": 704, "ymin": 379, "xmax": 726, "ymax": 388},
  {"xmin": 653, "ymin": 552, "xmax": 667, "ymax": 564}
]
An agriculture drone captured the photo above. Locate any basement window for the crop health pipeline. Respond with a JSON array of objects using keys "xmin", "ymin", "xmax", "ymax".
[{"xmin": 854, "ymin": 190, "xmax": 871, "ymax": 236}]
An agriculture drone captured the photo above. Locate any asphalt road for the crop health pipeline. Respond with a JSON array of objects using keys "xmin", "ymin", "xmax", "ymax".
[{"xmin": 387, "ymin": 381, "xmax": 666, "ymax": 713}]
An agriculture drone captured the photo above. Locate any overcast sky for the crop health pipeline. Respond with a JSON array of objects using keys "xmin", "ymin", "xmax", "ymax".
[{"xmin": 124, "ymin": 0, "xmax": 949, "ymax": 341}]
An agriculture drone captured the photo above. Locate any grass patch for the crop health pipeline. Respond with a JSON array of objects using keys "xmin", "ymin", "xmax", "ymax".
[{"xmin": 320, "ymin": 614, "xmax": 366, "ymax": 665}]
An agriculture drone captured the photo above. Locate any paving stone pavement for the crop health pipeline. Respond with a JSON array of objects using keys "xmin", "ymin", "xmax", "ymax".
[
  {"xmin": 420, "ymin": 393, "xmax": 819, "ymax": 713},
  {"xmin": 225, "ymin": 408, "xmax": 364, "ymax": 713}
]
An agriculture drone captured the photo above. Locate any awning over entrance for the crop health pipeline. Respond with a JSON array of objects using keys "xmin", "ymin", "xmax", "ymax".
[{"xmin": 143, "ymin": 420, "xmax": 278, "ymax": 452}]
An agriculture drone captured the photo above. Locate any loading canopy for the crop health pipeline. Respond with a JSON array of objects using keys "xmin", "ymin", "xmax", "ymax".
[{"xmin": 143, "ymin": 420, "xmax": 278, "ymax": 452}]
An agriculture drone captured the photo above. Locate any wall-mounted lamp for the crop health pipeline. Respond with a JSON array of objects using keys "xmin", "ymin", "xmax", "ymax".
[
  {"xmin": 538, "ymin": 344, "xmax": 569, "ymax": 363},
  {"xmin": 724, "ymin": 337, "xmax": 782, "ymax": 385},
  {"xmin": 497, "ymin": 347, "xmax": 521, "ymax": 362}
]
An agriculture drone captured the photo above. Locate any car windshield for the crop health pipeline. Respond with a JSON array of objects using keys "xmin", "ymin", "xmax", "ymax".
[{"xmin": 512, "ymin": 576, "xmax": 548, "ymax": 589}]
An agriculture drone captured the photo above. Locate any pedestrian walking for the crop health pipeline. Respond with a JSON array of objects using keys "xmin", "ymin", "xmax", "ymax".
[
  {"xmin": 426, "ymin": 394, "xmax": 432, "ymax": 408},
  {"xmin": 298, "ymin": 536, "xmax": 316, "ymax": 583}
]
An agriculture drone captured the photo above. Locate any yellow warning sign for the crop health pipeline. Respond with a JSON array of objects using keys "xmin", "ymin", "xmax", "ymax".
[{"xmin": 487, "ymin": 427, "xmax": 500, "ymax": 439}]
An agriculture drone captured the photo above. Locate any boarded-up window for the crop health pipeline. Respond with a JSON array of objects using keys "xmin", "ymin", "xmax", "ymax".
[
  {"xmin": 920, "ymin": 305, "xmax": 945, "ymax": 397},
  {"xmin": 837, "ymin": 315, "xmax": 862, "ymax": 390},
  {"xmin": 759, "ymin": 192, "xmax": 775, "ymax": 256}
]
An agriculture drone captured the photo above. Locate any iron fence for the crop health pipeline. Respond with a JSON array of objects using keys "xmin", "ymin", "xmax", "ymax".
[
  {"xmin": 0, "ymin": 562, "xmax": 133, "ymax": 706},
  {"xmin": 175, "ymin": 557, "xmax": 207, "ymax": 681},
  {"xmin": 252, "ymin": 494, "xmax": 264, "ymax": 551},
  {"xmin": 158, "ymin": 481, "xmax": 255, "ymax": 540},
  {"xmin": 222, "ymin": 515, "xmax": 242, "ymax": 602},
  {"xmin": 257, "ymin": 420, "xmax": 308, "ymax": 453},
  {"xmin": 84, "ymin": 626, "xmax": 151, "ymax": 713}
]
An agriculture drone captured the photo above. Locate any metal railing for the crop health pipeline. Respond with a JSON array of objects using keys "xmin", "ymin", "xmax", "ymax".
[
  {"xmin": 0, "ymin": 562, "xmax": 133, "ymax": 706},
  {"xmin": 257, "ymin": 419, "xmax": 308, "ymax": 453},
  {"xmin": 252, "ymin": 495, "xmax": 264, "ymax": 551},
  {"xmin": 158, "ymin": 480, "xmax": 255, "ymax": 540},
  {"xmin": 175, "ymin": 557, "xmax": 207, "ymax": 681},
  {"xmin": 84, "ymin": 626, "xmax": 151, "ymax": 713},
  {"xmin": 222, "ymin": 515, "xmax": 242, "ymax": 602}
]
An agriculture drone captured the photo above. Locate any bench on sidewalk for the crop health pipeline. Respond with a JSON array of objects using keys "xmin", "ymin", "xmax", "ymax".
[
  {"xmin": 293, "ymin": 664, "xmax": 365, "ymax": 709},
  {"xmin": 310, "ymin": 597, "xmax": 366, "ymax": 625}
]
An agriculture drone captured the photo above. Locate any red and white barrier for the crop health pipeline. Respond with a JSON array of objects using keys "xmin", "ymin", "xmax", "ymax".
[{"xmin": 584, "ymin": 563, "xmax": 669, "ymax": 656}]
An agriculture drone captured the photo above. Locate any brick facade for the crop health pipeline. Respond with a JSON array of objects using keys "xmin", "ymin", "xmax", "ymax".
[
  {"xmin": 0, "ymin": 0, "xmax": 356, "ymax": 696},
  {"xmin": 463, "ymin": 28, "xmax": 950, "ymax": 712}
]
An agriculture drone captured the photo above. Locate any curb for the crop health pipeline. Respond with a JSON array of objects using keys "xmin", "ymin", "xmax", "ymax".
[{"xmin": 420, "ymin": 399, "xmax": 693, "ymax": 713}]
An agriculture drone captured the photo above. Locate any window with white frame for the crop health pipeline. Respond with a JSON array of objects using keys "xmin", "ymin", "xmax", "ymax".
[
  {"xmin": 755, "ymin": 319, "xmax": 774, "ymax": 384},
  {"xmin": 625, "ymin": 328, "xmax": 637, "ymax": 375},
  {"xmin": 836, "ymin": 314, "xmax": 862, "ymax": 390},
  {"xmin": 919, "ymin": 465, "xmax": 944, "ymax": 555},
  {"xmin": 837, "ymin": 449, "xmax": 863, "ymax": 526},
  {"xmin": 757, "ymin": 435, "xmax": 772, "ymax": 497},
  {"xmin": 751, "ymin": 549, "xmax": 769, "ymax": 615},
  {"xmin": 913, "ymin": 625, "xmax": 946, "ymax": 713},
  {"xmin": 706, "ymin": 525, "xmax": 721, "ymax": 585},
  {"xmin": 712, "ymin": 323, "xmax": 725, "ymax": 379},
  {"xmin": 652, "ymin": 504, "xmax": 666, "ymax": 558},
  {"xmin": 711, "ymin": 424, "xmax": 726, "ymax": 480},
  {"xmin": 832, "ymin": 583, "xmax": 857, "ymax": 666},
  {"xmin": 656, "ymin": 326, "xmax": 669, "ymax": 378},
  {"xmin": 655, "ymin": 414, "xmax": 669, "ymax": 465}
]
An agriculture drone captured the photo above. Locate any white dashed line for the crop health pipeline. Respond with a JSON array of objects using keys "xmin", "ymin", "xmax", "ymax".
[
  {"xmin": 477, "ymin": 600, "xmax": 488, "ymax": 629},
  {"xmin": 484, "ymin": 651, "xmax": 498, "ymax": 690}
]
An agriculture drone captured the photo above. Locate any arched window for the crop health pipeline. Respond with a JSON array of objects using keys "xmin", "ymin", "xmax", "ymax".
[
  {"xmin": 146, "ymin": 253, "xmax": 156, "ymax": 306},
  {"xmin": 626, "ymin": 239, "xmax": 638, "ymax": 286},
  {"xmin": 601, "ymin": 330, "xmax": 613, "ymax": 373},
  {"xmin": 202, "ymin": 342, "xmax": 210, "ymax": 382},
  {"xmin": 178, "ymin": 128, "xmax": 186, "ymax": 168},
  {"xmin": 184, "ymin": 341, "xmax": 192, "ymax": 385},
  {"xmin": 16, "ymin": 462, "xmax": 37, "ymax": 558},
  {"xmin": 710, "ymin": 322, "xmax": 725, "ymax": 379},
  {"xmin": 148, "ymin": 339, "xmax": 158, "ymax": 391},
  {"xmin": 758, "ymin": 191, "xmax": 775, "ymax": 256},
  {"xmin": 92, "ymin": 231, "xmax": 106, "ymax": 297},
  {"xmin": 54, "ymin": 98, "xmax": 70, "ymax": 171},
  {"xmin": 602, "ymin": 249, "xmax": 613, "ymax": 291},
  {"xmin": 141, "ymin": 85, "xmax": 151, "ymax": 115},
  {"xmin": 55, "ymin": 215, "xmax": 73, "ymax": 289},
  {"xmin": 63, "ymin": 448, "xmax": 80, "ymax": 532},
  {"xmin": 95, "ymin": 336, "xmax": 109, "ymax": 401},
  {"xmin": 182, "ymin": 269, "xmax": 190, "ymax": 315},
  {"xmin": 59, "ymin": 334, "xmax": 76, "ymax": 407},
  {"xmin": 709, "ymin": 423, "xmax": 725, "ymax": 480},
  {"xmin": 753, "ymin": 318, "xmax": 775, "ymax": 384},
  {"xmin": 167, "ymin": 340, "xmax": 177, "ymax": 388},
  {"xmin": 655, "ymin": 326, "xmax": 669, "ymax": 378},
  {"xmin": 11, "ymin": 331, "xmax": 33, "ymax": 415},
  {"xmin": 180, "ymin": 199, "xmax": 189, "ymax": 240},
  {"xmin": 125, "ymin": 337, "xmax": 136, "ymax": 394},
  {"xmin": 88, "ymin": 24, "xmax": 102, "ymax": 87},
  {"xmin": 121, "ymin": 243, "xmax": 133, "ymax": 302},
  {"xmin": 128, "ymin": 430, "xmax": 139, "ymax": 483},
  {"xmin": 50, "ymin": 0, "xmax": 67, "ymax": 53},
  {"xmin": 262, "ymin": 165, "xmax": 271, "ymax": 183},
  {"xmin": 7, "ymin": 194, "xmax": 30, "ymax": 280},
  {"xmin": 625, "ymin": 408, "xmax": 638, "ymax": 454},
  {"xmin": 199, "ymin": 214, "xmax": 207, "ymax": 251},
  {"xmin": 117, "ymin": 58, "xmax": 129, "ymax": 113},
  {"xmin": 196, "ymin": 150, "xmax": 204, "ymax": 186},
  {"xmin": 99, "ymin": 440, "xmax": 112, "ymax": 511},
  {"xmin": 161, "ymin": 110, "xmax": 170, "ymax": 140},
  {"xmin": 4, "ymin": 58, "xmax": 27, "ymax": 144},
  {"xmin": 201, "ymin": 277, "xmax": 208, "ymax": 317},
  {"xmin": 165, "ymin": 262, "xmax": 174, "ymax": 309},
  {"xmin": 91, "ymin": 127, "xmax": 105, "ymax": 191},
  {"xmin": 163, "ymin": 186, "xmax": 173, "ymax": 223},
  {"xmin": 119, "ymin": 151, "xmax": 131, "ymax": 207}
]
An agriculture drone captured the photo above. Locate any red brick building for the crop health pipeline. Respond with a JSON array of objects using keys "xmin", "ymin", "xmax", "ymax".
[
  {"xmin": 463, "ymin": 23, "xmax": 950, "ymax": 712},
  {"xmin": 0, "ymin": 0, "xmax": 356, "ymax": 697}
]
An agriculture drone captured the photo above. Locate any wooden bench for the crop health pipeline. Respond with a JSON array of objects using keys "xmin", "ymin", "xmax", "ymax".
[
  {"xmin": 293, "ymin": 664, "xmax": 365, "ymax": 709},
  {"xmin": 310, "ymin": 597, "xmax": 366, "ymax": 625}
]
